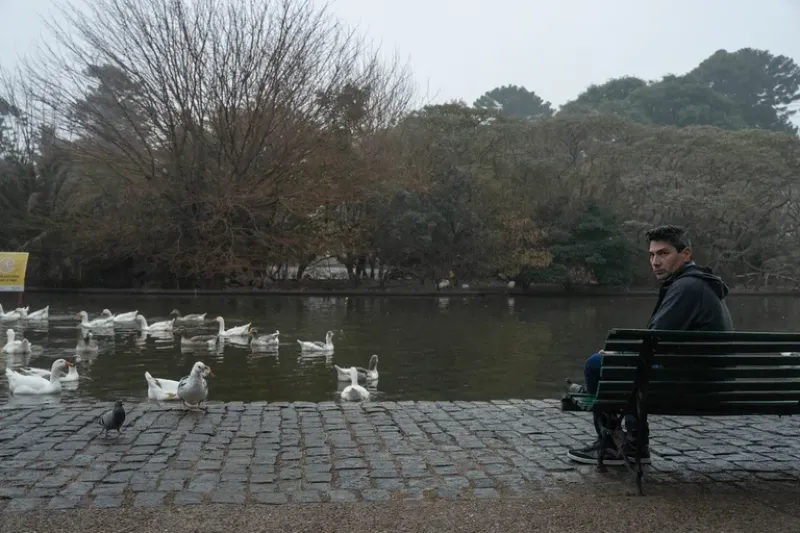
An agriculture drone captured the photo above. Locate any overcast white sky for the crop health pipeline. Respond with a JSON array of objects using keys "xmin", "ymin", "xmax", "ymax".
[{"xmin": 2, "ymin": 0, "xmax": 799, "ymax": 113}]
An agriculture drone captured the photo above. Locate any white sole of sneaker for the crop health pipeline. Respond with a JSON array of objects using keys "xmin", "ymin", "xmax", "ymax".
[{"xmin": 566, "ymin": 450, "xmax": 651, "ymax": 466}]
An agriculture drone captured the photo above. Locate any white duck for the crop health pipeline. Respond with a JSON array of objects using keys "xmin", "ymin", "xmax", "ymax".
[
  {"xmin": 2, "ymin": 328, "xmax": 31, "ymax": 354},
  {"xmin": 0, "ymin": 304, "xmax": 23, "ymax": 321},
  {"xmin": 101, "ymin": 309, "xmax": 138, "ymax": 323},
  {"xmin": 170, "ymin": 309, "xmax": 208, "ymax": 323},
  {"xmin": 21, "ymin": 358, "xmax": 80, "ymax": 383},
  {"xmin": 174, "ymin": 326, "xmax": 219, "ymax": 348},
  {"xmin": 6, "ymin": 359, "xmax": 72, "ymax": 395},
  {"xmin": 340, "ymin": 367, "xmax": 370, "ymax": 401},
  {"xmin": 20, "ymin": 305, "xmax": 49, "ymax": 320},
  {"xmin": 214, "ymin": 316, "xmax": 251, "ymax": 337},
  {"xmin": 248, "ymin": 328, "xmax": 280, "ymax": 348},
  {"xmin": 297, "ymin": 330, "xmax": 334, "ymax": 352},
  {"xmin": 177, "ymin": 361, "xmax": 214, "ymax": 409},
  {"xmin": 76, "ymin": 332, "xmax": 99, "ymax": 354},
  {"xmin": 77, "ymin": 310, "xmax": 115, "ymax": 329},
  {"xmin": 144, "ymin": 365, "xmax": 213, "ymax": 401},
  {"xmin": 335, "ymin": 354, "xmax": 379, "ymax": 382},
  {"xmin": 135, "ymin": 314, "xmax": 174, "ymax": 332}
]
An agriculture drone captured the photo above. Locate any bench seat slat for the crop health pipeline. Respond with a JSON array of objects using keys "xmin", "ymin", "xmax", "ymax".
[
  {"xmin": 601, "ymin": 367, "xmax": 800, "ymax": 380},
  {"xmin": 596, "ymin": 379, "xmax": 800, "ymax": 393},
  {"xmin": 603, "ymin": 341, "xmax": 800, "ymax": 355},
  {"xmin": 601, "ymin": 354, "xmax": 800, "ymax": 367},
  {"xmin": 591, "ymin": 400, "xmax": 800, "ymax": 416},
  {"xmin": 594, "ymin": 388, "xmax": 800, "ymax": 403}
]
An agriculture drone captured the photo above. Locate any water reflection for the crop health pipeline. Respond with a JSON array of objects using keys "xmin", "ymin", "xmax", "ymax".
[
  {"xmin": 4, "ymin": 393, "xmax": 65, "ymax": 408},
  {"xmin": 336, "ymin": 378, "xmax": 379, "ymax": 396},
  {"xmin": 1, "ymin": 293, "xmax": 800, "ymax": 404}
]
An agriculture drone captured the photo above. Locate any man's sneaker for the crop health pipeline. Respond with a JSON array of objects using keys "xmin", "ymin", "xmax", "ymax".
[{"xmin": 567, "ymin": 438, "xmax": 651, "ymax": 466}]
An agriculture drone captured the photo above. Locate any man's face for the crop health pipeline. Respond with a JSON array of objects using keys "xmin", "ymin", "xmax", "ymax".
[{"xmin": 649, "ymin": 240, "xmax": 691, "ymax": 281}]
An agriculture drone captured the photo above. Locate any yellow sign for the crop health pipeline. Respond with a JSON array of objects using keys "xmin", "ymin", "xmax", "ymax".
[{"xmin": 0, "ymin": 252, "xmax": 30, "ymax": 292}]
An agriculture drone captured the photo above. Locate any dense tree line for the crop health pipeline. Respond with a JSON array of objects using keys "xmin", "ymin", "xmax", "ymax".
[{"xmin": 1, "ymin": 0, "xmax": 799, "ymax": 290}]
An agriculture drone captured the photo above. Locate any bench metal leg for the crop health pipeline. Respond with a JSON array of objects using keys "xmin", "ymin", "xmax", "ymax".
[
  {"xmin": 635, "ymin": 443, "xmax": 644, "ymax": 496},
  {"xmin": 594, "ymin": 412, "xmax": 647, "ymax": 495}
]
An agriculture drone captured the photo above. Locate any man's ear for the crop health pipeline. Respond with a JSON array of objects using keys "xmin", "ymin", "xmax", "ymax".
[{"xmin": 681, "ymin": 247, "xmax": 692, "ymax": 261}]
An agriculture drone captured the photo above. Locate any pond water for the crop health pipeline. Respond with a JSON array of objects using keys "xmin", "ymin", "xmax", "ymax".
[{"xmin": 2, "ymin": 292, "xmax": 799, "ymax": 406}]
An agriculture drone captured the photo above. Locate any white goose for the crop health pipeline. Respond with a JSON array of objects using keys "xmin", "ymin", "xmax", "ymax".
[
  {"xmin": 6, "ymin": 359, "xmax": 72, "ymax": 395},
  {"xmin": 135, "ymin": 314, "xmax": 174, "ymax": 332},
  {"xmin": 2, "ymin": 328, "xmax": 31, "ymax": 354},
  {"xmin": 248, "ymin": 328, "xmax": 280, "ymax": 348},
  {"xmin": 297, "ymin": 330, "xmax": 334, "ymax": 352},
  {"xmin": 144, "ymin": 364, "xmax": 213, "ymax": 401},
  {"xmin": 77, "ymin": 310, "xmax": 115, "ymax": 329},
  {"xmin": 20, "ymin": 305, "xmax": 49, "ymax": 320},
  {"xmin": 177, "ymin": 361, "xmax": 214, "ymax": 409},
  {"xmin": 340, "ymin": 367, "xmax": 370, "ymax": 401},
  {"xmin": 0, "ymin": 304, "xmax": 22, "ymax": 321},
  {"xmin": 101, "ymin": 309, "xmax": 138, "ymax": 323},
  {"xmin": 214, "ymin": 316, "xmax": 251, "ymax": 337},
  {"xmin": 21, "ymin": 359, "xmax": 80, "ymax": 382},
  {"xmin": 76, "ymin": 332, "xmax": 99, "ymax": 354},
  {"xmin": 335, "ymin": 354, "xmax": 379, "ymax": 382},
  {"xmin": 170, "ymin": 309, "xmax": 208, "ymax": 323},
  {"xmin": 174, "ymin": 326, "xmax": 219, "ymax": 348}
]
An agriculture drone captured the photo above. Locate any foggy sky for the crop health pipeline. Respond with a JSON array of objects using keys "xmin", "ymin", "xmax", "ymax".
[{"xmin": 2, "ymin": 0, "xmax": 799, "ymax": 117}]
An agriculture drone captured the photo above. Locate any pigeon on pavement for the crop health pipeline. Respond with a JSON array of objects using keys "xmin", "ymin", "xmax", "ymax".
[{"xmin": 98, "ymin": 400, "xmax": 126, "ymax": 437}]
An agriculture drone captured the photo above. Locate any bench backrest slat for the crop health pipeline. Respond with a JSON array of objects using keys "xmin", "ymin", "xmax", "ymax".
[
  {"xmin": 601, "ymin": 366, "xmax": 800, "ymax": 380},
  {"xmin": 606, "ymin": 328, "xmax": 800, "ymax": 343},
  {"xmin": 597, "ymin": 379, "xmax": 800, "ymax": 393},
  {"xmin": 601, "ymin": 354, "xmax": 800, "ymax": 367},
  {"xmin": 604, "ymin": 340, "xmax": 800, "ymax": 355}
]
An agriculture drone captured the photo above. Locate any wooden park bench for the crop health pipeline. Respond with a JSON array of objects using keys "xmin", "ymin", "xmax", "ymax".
[{"xmin": 561, "ymin": 328, "xmax": 800, "ymax": 495}]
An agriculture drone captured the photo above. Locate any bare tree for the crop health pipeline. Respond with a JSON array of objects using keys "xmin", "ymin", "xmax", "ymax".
[{"xmin": 18, "ymin": 0, "xmax": 414, "ymax": 286}]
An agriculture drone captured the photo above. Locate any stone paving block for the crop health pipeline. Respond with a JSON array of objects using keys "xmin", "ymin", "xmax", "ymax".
[
  {"xmin": 133, "ymin": 492, "xmax": 168, "ymax": 507},
  {"xmin": 0, "ymin": 400, "xmax": 798, "ymax": 507}
]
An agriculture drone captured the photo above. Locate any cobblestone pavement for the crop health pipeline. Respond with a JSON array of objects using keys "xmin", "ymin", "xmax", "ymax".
[{"xmin": 1, "ymin": 399, "xmax": 799, "ymax": 512}]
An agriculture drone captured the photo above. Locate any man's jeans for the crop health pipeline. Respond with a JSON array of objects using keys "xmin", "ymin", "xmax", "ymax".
[{"xmin": 584, "ymin": 352, "xmax": 648, "ymax": 442}]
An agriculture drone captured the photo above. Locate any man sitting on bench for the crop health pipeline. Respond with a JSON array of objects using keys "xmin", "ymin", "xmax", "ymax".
[{"xmin": 566, "ymin": 225, "xmax": 735, "ymax": 465}]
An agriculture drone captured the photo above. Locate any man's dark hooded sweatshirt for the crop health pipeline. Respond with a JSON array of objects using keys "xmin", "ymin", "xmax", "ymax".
[{"xmin": 646, "ymin": 262, "xmax": 734, "ymax": 331}]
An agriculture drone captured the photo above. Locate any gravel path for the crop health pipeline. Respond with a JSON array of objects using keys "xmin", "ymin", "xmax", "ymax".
[{"xmin": 3, "ymin": 488, "xmax": 800, "ymax": 533}]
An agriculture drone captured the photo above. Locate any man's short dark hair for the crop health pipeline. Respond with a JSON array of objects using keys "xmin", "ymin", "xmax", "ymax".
[{"xmin": 646, "ymin": 225, "xmax": 691, "ymax": 252}]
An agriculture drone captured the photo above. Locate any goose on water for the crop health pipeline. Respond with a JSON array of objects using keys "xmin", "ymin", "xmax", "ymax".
[
  {"xmin": 77, "ymin": 310, "xmax": 115, "ymax": 329},
  {"xmin": 76, "ymin": 332, "xmax": 99, "ymax": 354},
  {"xmin": 173, "ymin": 326, "xmax": 219, "ymax": 348},
  {"xmin": 248, "ymin": 328, "xmax": 280, "ymax": 348},
  {"xmin": 20, "ymin": 305, "xmax": 49, "ymax": 320},
  {"xmin": 6, "ymin": 359, "xmax": 72, "ymax": 395},
  {"xmin": 0, "ymin": 304, "xmax": 23, "ymax": 321},
  {"xmin": 297, "ymin": 331, "xmax": 334, "ymax": 352},
  {"xmin": 101, "ymin": 309, "xmax": 139, "ymax": 323},
  {"xmin": 170, "ymin": 309, "xmax": 208, "ymax": 323},
  {"xmin": 2, "ymin": 328, "xmax": 31, "ymax": 354},
  {"xmin": 340, "ymin": 367, "xmax": 370, "ymax": 401},
  {"xmin": 214, "ymin": 316, "xmax": 251, "ymax": 337},
  {"xmin": 335, "ymin": 354, "xmax": 379, "ymax": 382},
  {"xmin": 21, "ymin": 359, "xmax": 80, "ymax": 383},
  {"xmin": 135, "ymin": 314, "xmax": 174, "ymax": 332}
]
